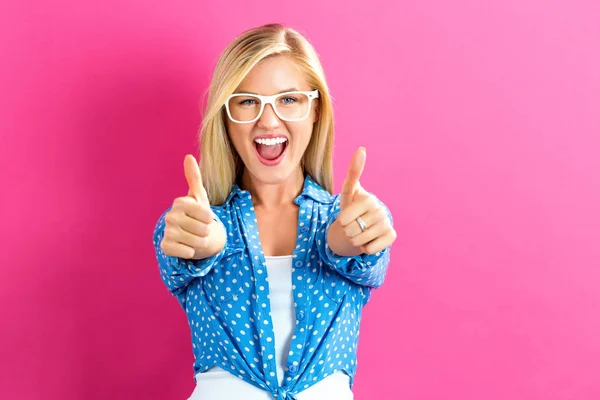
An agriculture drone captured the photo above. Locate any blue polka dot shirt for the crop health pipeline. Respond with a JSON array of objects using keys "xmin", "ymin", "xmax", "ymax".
[{"xmin": 152, "ymin": 175, "xmax": 393, "ymax": 400}]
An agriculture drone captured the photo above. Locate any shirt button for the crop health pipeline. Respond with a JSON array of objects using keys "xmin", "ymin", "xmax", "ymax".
[
  {"xmin": 288, "ymin": 364, "xmax": 297, "ymax": 373},
  {"xmin": 301, "ymin": 226, "xmax": 309, "ymax": 233},
  {"xmin": 297, "ymin": 311, "xmax": 305, "ymax": 321},
  {"xmin": 294, "ymin": 260, "xmax": 304, "ymax": 268}
]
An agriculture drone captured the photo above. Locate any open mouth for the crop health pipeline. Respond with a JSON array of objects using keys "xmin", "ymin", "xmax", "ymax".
[{"xmin": 253, "ymin": 137, "xmax": 288, "ymax": 166}]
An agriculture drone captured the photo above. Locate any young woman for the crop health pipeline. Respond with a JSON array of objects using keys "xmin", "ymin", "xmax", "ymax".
[{"xmin": 153, "ymin": 23, "xmax": 397, "ymax": 400}]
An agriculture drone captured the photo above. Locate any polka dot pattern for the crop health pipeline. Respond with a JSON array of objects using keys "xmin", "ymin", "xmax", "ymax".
[{"xmin": 152, "ymin": 175, "xmax": 393, "ymax": 399}]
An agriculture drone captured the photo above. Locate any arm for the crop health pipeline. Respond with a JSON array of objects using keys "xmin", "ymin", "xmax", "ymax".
[
  {"xmin": 318, "ymin": 194, "xmax": 394, "ymax": 289},
  {"xmin": 153, "ymin": 206, "xmax": 227, "ymax": 296}
]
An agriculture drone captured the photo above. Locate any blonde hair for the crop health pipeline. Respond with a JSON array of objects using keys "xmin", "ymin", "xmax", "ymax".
[{"xmin": 198, "ymin": 23, "xmax": 335, "ymax": 205}]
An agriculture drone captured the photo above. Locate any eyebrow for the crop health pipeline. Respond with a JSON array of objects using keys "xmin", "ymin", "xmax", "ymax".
[{"xmin": 233, "ymin": 87, "xmax": 300, "ymax": 95}]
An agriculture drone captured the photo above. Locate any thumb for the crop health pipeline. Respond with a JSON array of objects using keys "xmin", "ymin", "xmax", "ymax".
[
  {"xmin": 184, "ymin": 154, "xmax": 208, "ymax": 203},
  {"xmin": 340, "ymin": 147, "xmax": 366, "ymax": 210}
]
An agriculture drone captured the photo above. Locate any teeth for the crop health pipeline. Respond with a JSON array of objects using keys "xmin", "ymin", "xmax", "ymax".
[{"xmin": 254, "ymin": 137, "xmax": 288, "ymax": 146}]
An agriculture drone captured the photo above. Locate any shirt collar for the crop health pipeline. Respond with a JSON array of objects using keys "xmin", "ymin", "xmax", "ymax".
[{"xmin": 225, "ymin": 174, "xmax": 333, "ymax": 205}]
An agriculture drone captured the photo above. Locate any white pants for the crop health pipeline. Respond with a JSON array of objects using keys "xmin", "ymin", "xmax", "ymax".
[{"xmin": 188, "ymin": 367, "xmax": 354, "ymax": 400}]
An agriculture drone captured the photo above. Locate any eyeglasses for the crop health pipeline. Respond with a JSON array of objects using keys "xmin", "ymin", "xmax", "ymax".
[{"xmin": 224, "ymin": 89, "xmax": 319, "ymax": 124}]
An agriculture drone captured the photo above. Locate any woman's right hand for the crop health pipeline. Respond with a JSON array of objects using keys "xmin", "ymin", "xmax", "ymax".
[{"xmin": 160, "ymin": 154, "xmax": 225, "ymax": 260}]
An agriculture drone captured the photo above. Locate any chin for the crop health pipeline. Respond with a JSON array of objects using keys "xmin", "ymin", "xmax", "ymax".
[{"xmin": 245, "ymin": 158, "xmax": 299, "ymax": 185}]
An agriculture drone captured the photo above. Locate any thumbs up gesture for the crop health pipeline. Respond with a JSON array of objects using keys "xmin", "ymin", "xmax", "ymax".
[
  {"xmin": 160, "ymin": 155, "xmax": 225, "ymax": 260},
  {"xmin": 329, "ymin": 147, "xmax": 396, "ymax": 255}
]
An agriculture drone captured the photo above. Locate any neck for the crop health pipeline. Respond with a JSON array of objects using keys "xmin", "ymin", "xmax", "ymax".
[{"xmin": 240, "ymin": 167, "xmax": 305, "ymax": 209}]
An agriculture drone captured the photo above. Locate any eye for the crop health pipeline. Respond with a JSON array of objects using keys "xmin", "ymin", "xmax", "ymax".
[
  {"xmin": 280, "ymin": 96, "xmax": 298, "ymax": 104},
  {"xmin": 239, "ymin": 98, "xmax": 258, "ymax": 106}
]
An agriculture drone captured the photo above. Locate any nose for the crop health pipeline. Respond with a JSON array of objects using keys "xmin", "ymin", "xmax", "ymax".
[{"xmin": 257, "ymin": 103, "xmax": 281, "ymax": 129}]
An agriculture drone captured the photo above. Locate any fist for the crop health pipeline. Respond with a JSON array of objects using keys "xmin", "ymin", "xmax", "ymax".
[
  {"xmin": 160, "ymin": 154, "xmax": 214, "ymax": 259},
  {"xmin": 338, "ymin": 147, "xmax": 396, "ymax": 255}
]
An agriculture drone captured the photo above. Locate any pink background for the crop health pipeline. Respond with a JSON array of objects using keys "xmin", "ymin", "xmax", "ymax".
[{"xmin": 1, "ymin": 1, "xmax": 599, "ymax": 399}]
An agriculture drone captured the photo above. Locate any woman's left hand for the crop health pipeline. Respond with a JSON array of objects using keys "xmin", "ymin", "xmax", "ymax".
[{"xmin": 336, "ymin": 147, "xmax": 397, "ymax": 255}]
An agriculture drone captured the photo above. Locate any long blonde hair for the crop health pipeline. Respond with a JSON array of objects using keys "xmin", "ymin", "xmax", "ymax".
[{"xmin": 198, "ymin": 23, "xmax": 335, "ymax": 205}]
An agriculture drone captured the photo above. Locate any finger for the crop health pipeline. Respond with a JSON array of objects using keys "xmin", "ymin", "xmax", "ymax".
[
  {"xmin": 342, "ymin": 208, "xmax": 387, "ymax": 238},
  {"xmin": 173, "ymin": 197, "xmax": 213, "ymax": 224},
  {"xmin": 175, "ymin": 226, "xmax": 210, "ymax": 249},
  {"xmin": 338, "ymin": 191, "xmax": 378, "ymax": 227},
  {"xmin": 176, "ymin": 214, "xmax": 212, "ymax": 238},
  {"xmin": 362, "ymin": 230, "xmax": 396, "ymax": 255},
  {"xmin": 164, "ymin": 223, "xmax": 210, "ymax": 250},
  {"xmin": 160, "ymin": 239, "xmax": 195, "ymax": 260},
  {"xmin": 349, "ymin": 219, "xmax": 389, "ymax": 247},
  {"xmin": 184, "ymin": 154, "xmax": 208, "ymax": 203},
  {"xmin": 340, "ymin": 147, "xmax": 366, "ymax": 210}
]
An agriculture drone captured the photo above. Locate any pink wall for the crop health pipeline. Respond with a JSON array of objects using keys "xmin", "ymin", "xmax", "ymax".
[{"xmin": 1, "ymin": 1, "xmax": 599, "ymax": 399}]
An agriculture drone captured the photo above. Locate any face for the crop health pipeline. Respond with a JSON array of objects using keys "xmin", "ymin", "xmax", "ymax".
[{"xmin": 225, "ymin": 55, "xmax": 319, "ymax": 186}]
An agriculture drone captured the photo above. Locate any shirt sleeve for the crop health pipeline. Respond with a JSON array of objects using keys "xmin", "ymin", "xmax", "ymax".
[
  {"xmin": 317, "ymin": 193, "xmax": 394, "ymax": 289},
  {"xmin": 152, "ymin": 205, "xmax": 227, "ymax": 297}
]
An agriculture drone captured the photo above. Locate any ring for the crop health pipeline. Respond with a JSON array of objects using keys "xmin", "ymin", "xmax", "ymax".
[{"xmin": 356, "ymin": 216, "xmax": 367, "ymax": 232}]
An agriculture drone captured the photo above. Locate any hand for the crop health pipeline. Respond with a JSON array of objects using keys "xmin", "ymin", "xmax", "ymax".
[
  {"xmin": 337, "ymin": 147, "xmax": 396, "ymax": 255},
  {"xmin": 160, "ymin": 154, "xmax": 216, "ymax": 259}
]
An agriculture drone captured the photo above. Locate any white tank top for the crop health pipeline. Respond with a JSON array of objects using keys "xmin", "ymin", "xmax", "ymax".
[{"xmin": 187, "ymin": 255, "xmax": 353, "ymax": 400}]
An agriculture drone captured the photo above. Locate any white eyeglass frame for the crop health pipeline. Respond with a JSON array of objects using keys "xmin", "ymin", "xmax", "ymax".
[{"xmin": 224, "ymin": 89, "xmax": 319, "ymax": 124}]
